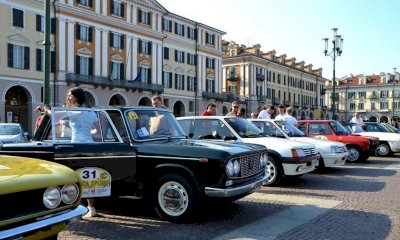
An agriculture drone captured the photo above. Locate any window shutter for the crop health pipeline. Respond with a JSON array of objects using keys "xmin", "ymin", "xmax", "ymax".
[
  {"xmin": 51, "ymin": 18, "xmax": 56, "ymax": 34},
  {"xmin": 212, "ymin": 34, "xmax": 215, "ymax": 45},
  {"xmin": 175, "ymin": 74, "xmax": 177, "ymax": 89},
  {"xmin": 8, "ymin": 44, "xmax": 13, "ymax": 68},
  {"xmin": 212, "ymin": 81, "xmax": 215, "ymax": 92},
  {"xmin": 205, "ymin": 32, "xmax": 209, "ymax": 43},
  {"xmin": 174, "ymin": 22, "xmax": 177, "ymax": 34},
  {"xmin": 187, "ymin": 26, "xmax": 190, "ymax": 38},
  {"xmin": 88, "ymin": 0, "xmax": 93, "ymax": 7},
  {"xmin": 24, "ymin": 47, "xmax": 30, "ymax": 70},
  {"xmin": 120, "ymin": 36, "xmax": 124, "ymax": 49},
  {"xmin": 36, "ymin": 49, "xmax": 42, "ymax": 71},
  {"xmin": 148, "ymin": 41, "xmax": 152, "ymax": 55},
  {"xmin": 138, "ymin": 40, "xmax": 142, "ymax": 53},
  {"xmin": 162, "ymin": 19, "xmax": 165, "ymax": 31},
  {"xmin": 76, "ymin": 24, "xmax": 80, "ymax": 40},
  {"xmin": 195, "ymin": 29, "xmax": 198, "ymax": 40},
  {"xmin": 121, "ymin": 3, "xmax": 125, "ymax": 17},
  {"xmin": 138, "ymin": 9, "xmax": 142, "ymax": 23},
  {"xmin": 88, "ymin": 57, "xmax": 93, "ymax": 76},
  {"xmin": 88, "ymin": 27, "xmax": 93, "ymax": 42},
  {"xmin": 164, "ymin": 47, "xmax": 169, "ymax": 60},
  {"xmin": 76, "ymin": 56, "xmax": 80, "ymax": 74},
  {"xmin": 186, "ymin": 53, "xmax": 190, "ymax": 64},
  {"xmin": 194, "ymin": 77, "xmax": 197, "ymax": 91},
  {"xmin": 182, "ymin": 75, "xmax": 185, "ymax": 90},
  {"xmin": 182, "ymin": 52, "xmax": 185, "ymax": 64},
  {"xmin": 186, "ymin": 76, "xmax": 189, "ymax": 91},
  {"xmin": 36, "ymin": 14, "xmax": 41, "ymax": 32},
  {"xmin": 174, "ymin": 50, "xmax": 177, "ymax": 62},
  {"xmin": 120, "ymin": 63, "xmax": 125, "ymax": 80},
  {"xmin": 148, "ymin": 68, "xmax": 152, "ymax": 83},
  {"xmin": 50, "ymin": 51, "xmax": 56, "ymax": 73},
  {"xmin": 182, "ymin": 25, "xmax": 185, "ymax": 36},
  {"xmin": 110, "ymin": 0, "xmax": 114, "ymax": 14},
  {"xmin": 162, "ymin": 71, "xmax": 165, "ymax": 85},
  {"xmin": 169, "ymin": 73, "xmax": 173, "ymax": 87},
  {"xmin": 169, "ymin": 21, "xmax": 172, "ymax": 32},
  {"xmin": 109, "ymin": 32, "xmax": 113, "ymax": 47},
  {"xmin": 147, "ymin": 12, "xmax": 151, "ymax": 25}
]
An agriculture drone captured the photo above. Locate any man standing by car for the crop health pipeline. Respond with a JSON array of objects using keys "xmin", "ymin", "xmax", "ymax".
[
  {"xmin": 226, "ymin": 101, "xmax": 240, "ymax": 117},
  {"xmin": 258, "ymin": 105, "xmax": 275, "ymax": 119}
]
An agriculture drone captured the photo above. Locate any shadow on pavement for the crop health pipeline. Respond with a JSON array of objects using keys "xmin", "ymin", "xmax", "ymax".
[{"xmin": 60, "ymin": 196, "xmax": 392, "ymax": 240}]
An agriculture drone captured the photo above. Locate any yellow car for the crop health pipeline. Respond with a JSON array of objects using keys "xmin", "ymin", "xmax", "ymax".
[{"xmin": 0, "ymin": 155, "xmax": 87, "ymax": 240}]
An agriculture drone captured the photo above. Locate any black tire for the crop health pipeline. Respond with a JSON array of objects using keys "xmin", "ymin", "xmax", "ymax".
[
  {"xmin": 376, "ymin": 143, "xmax": 393, "ymax": 157},
  {"xmin": 314, "ymin": 157, "xmax": 326, "ymax": 173},
  {"xmin": 263, "ymin": 156, "xmax": 283, "ymax": 186},
  {"xmin": 154, "ymin": 173, "xmax": 198, "ymax": 223},
  {"xmin": 346, "ymin": 145, "xmax": 362, "ymax": 162}
]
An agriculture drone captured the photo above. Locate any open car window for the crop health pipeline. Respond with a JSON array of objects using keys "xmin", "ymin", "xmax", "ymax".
[
  {"xmin": 124, "ymin": 109, "xmax": 185, "ymax": 140},
  {"xmin": 47, "ymin": 108, "xmax": 122, "ymax": 143}
]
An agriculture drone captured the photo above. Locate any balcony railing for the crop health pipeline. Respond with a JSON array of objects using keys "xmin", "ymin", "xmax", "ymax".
[
  {"xmin": 283, "ymin": 100, "xmax": 291, "ymax": 106},
  {"xmin": 257, "ymin": 95, "xmax": 267, "ymax": 101},
  {"xmin": 302, "ymin": 103, "xmax": 308, "ymax": 109},
  {"xmin": 393, "ymin": 94, "xmax": 400, "ymax": 98},
  {"xmin": 369, "ymin": 95, "xmax": 379, "ymax": 99},
  {"xmin": 272, "ymin": 97, "xmax": 280, "ymax": 105},
  {"xmin": 202, "ymin": 92, "xmax": 227, "ymax": 102},
  {"xmin": 66, "ymin": 73, "xmax": 164, "ymax": 94},
  {"xmin": 223, "ymin": 92, "xmax": 240, "ymax": 102},
  {"xmin": 256, "ymin": 74, "xmax": 265, "ymax": 81},
  {"xmin": 226, "ymin": 74, "xmax": 240, "ymax": 81},
  {"xmin": 294, "ymin": 101, "xmax": 300, "ymax": 108}
]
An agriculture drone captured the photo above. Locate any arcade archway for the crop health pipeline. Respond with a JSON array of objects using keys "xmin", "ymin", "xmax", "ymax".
[
  {"xmin": 4, "ymin": 86, "xmax": 31, "ymax": 132},
  {"xmin": 173, "ymin": 101, "xmax": 185, "ymax": 117}
]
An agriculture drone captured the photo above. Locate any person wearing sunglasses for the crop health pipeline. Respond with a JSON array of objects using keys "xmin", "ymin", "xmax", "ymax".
[{"xmin": 226, "ymin": 101, "xmax": 240, "ymax": 117}]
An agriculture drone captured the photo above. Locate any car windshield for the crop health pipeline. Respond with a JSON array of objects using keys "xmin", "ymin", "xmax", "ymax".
[
  {"xmin": 0, "ymin": 125, "xmax": 20, "ymax": 135},
  {"xmin": 348, "ymin": 124, "xmax": 364, "ymax": 133},
  {"xmin": 224, "ymin": 117, "xmax": 264, "ymax": 138},
  {"xmin": 274, "ymin": 120, "xmax": 306, "ymax": 137},
  {"xmin": 329, "ymin": 121, "xmax": 349, "ymax": 135},
  {"xmin": 125, "ymin": 109, "xmax": 186, "ymax": 140}
]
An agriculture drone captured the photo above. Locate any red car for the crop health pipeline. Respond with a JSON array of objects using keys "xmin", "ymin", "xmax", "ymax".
[{"xmin": 298, "ymin": 120, "xmax": 379, "ymax": 162}]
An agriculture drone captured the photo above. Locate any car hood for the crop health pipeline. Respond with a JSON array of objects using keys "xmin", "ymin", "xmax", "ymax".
[
  {"xmin": 0, "ymin": 155, "xmax": 79, "ymax": 195},
  {"xmin": 136, "ymin": 138, "xmax": 266, "ymax": 160},
  {"xmin": 354, "ymin": 132, "xmax": 400, "ymax": 141},
  {"xmin": 240, "ymin": 137, "xmax": 315, "ymax": 149},
  {"xmin": 290, "ymin": 137, "xmax": 345, "ymax": 147}
]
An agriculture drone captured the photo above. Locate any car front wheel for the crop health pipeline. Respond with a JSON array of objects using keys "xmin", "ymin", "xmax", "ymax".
[
  {"xmin": 154, "ymin": 174, "xmax": 197, "ymax": 223},
  {"xmin": 376, "ymin": 143, "xmax": 392, "ymax": 157},
  {"xmin": 346, "ymin": 146, "xmax": 361, "ymax": 162},
  {"xmin": 263, "ymin": 157, "xmax": 283, "ymax": 186}
]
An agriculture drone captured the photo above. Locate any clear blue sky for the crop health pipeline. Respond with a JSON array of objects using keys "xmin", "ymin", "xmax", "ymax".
[{"xmin": 157, "ymin": 0, "xmax": 400, "ymax": 79}]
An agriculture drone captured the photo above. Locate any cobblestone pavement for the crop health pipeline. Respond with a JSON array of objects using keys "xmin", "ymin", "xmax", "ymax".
[{"xmin": 59, "ymin": 155, "xmax": 400, "ymax": 240}]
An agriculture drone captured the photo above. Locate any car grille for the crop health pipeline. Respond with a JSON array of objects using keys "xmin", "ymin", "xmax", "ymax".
[
  {"xmin": 232, "ymin": 153, "xmax": 262, "ymax": 178},
  {"xmin": 302, "ymin": 147, "xmax": 317, "ymax": 156}
]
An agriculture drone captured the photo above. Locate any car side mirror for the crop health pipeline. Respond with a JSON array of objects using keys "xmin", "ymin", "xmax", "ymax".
[{"xmin": 188, "ymin": 133, "xmax": 194, "ymax": 138}]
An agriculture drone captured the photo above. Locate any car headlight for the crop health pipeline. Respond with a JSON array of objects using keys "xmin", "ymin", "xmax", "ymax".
[
  {"xmin": 43, "ymin": 187, "xmax": 62, "ymax": 209},
  {"xmin": 233, "ymin": 160, "xmax": 240, "ymax": 175},
  {"xmin": 291, "ymin": 148, "xmax": 306, "ymax": 157},
  {"xmin": 331, "ymin": 146, "xmax": 340, "ymax": 153},
  {"xmin": 259, "ymin": 153, "xmax": 268, "ymax": 169},
  {"xmin": 226, "ymin": 159, "xmax": 241, "ymax": 177},
  {"xmin": 61, "ymin": 184, "xmax": 80, "ymax": 204}
]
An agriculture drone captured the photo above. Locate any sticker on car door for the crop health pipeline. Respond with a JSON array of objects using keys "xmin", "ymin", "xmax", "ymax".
[{"xmin": 75, "ymin": 167, "xmax": 111, "ymax": 198}]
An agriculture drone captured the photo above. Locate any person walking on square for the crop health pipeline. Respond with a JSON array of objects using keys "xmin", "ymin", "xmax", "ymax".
[
  {"xmin": 201, "ymin": 103, "xmax": 217, "ymax": 116},
  {"xmin": 226, "ymin": 101, "xmax": 240, "ymax": 117},
  {"xmin": 258, "ymin": 105, "xmax": 275, "ymax": 119}
]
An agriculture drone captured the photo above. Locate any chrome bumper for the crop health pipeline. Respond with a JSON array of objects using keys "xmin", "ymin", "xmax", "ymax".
[
  {"xmin": 204, "ymin": 174, "xmax": 267, "ymax": 197},
  {"xmin": 0, "ymin": 205, "xmax": 88, "ymax": 239}
]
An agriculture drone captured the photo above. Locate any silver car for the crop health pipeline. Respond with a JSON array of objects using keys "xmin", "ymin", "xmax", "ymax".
[{"xmin": 0, "ymin": 123, "xmax": 28, "ymax": 143}]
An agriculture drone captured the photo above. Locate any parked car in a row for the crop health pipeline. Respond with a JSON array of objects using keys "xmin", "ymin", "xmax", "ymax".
[
  {"xmin": 249, "ymin": 119, "xmax": 348, "ymax": 169},
  {"xmin": 297, "ymin": 120, "xmax": 379, "ymax": 162},
  {"xmin": 0, "ymin": 154, "xmax": 87, "ymax": 239},
  {"xmin": 0, "ymin": 107, "xmax": 268, "ymax": 223},
  {"xmin": 344, "ymin": 122, "xmax": 400, "ymax": 157},
  {"xmin": 0, "ymin": 123, "xmax": 29, "ymax": 144},
  {"xmin": 177, "ymin": 116, "xmax": 320, "ymax": 186}
]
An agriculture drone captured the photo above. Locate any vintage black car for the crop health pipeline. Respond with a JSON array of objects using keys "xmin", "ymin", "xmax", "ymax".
[{"xmin": 0, "ymin": 107, "xmax": 268, "ymax": 222}]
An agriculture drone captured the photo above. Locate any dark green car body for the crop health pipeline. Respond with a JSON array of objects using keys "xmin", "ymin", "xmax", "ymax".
[{"xmin": 0, "ymin": 106, "xmax": 267, "ymax": 222}]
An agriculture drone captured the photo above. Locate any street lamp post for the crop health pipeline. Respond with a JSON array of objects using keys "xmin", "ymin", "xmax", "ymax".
[{"xmin": 323, "ymin": 28, "xmax": 343, "ymax": 120}]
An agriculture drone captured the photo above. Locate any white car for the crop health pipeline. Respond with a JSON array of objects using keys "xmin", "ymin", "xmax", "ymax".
[
  {"xmin": 345, "ymin": 123, "xmax": 400, "ymax": 157},
  {"xmin": 249, "ymin": 119, "xmax": 348, "ymax": 169},
  {"xmin": 177, "ymin": 116, "xmax": 320, "ymax": 186},
  {"xmin": 0, "ymin": 123, "xmax": 29, "ymax": 143}
]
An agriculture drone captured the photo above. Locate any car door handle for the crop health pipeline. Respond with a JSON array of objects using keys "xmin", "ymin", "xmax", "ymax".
[{"xmin": 55, "ymin": 145, "xmax": 76, "ymax": 150}]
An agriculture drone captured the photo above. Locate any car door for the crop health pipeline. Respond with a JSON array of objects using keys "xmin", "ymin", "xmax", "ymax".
[
  {"xmin": 50, "ymin": 108, "xmax": 137, "ymax": 197},
  {"xmin": 308, "ymin": 123, "xmax": 336, "ymax": 141}
]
